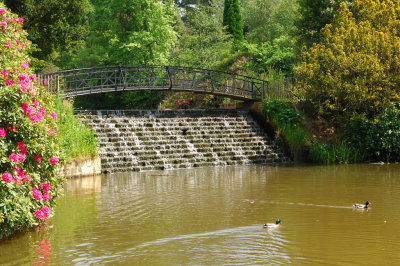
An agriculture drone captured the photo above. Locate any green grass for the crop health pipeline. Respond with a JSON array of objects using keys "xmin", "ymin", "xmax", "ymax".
[
  {"xmin": 308, "ymin": 141, "xmax": 364, "ymax": 164},
  {"xmin": 55, "ymin": 99, "xmax": 97, "ymax": 162}
]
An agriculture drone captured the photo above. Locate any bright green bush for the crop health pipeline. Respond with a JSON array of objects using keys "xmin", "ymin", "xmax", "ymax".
[
  {"xmin": 0, "ymin": 4, "xmax": 63, "ymax": 238},
  {"xmin": 55, "ymin": 99, "xmax": 97, "ymax": 162}
]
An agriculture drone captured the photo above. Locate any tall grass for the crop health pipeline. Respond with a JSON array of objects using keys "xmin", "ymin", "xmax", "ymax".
[
  {"xmin": 308, "ymin": 141, "xmax": 364, "ymax": 164},
  {"xmin": 55, "ymin": 98, "xmax": 97, "ymax": 162}
]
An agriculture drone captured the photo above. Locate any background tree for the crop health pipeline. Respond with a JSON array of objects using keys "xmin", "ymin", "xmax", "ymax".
[
  {"xmin": 241, "ymin": 0, "xmax": 298, "ymax": 43},
  {"xmin": 223, "ymin": 0, "xmax": 243, "ymax": 42},
  {"xmin": 4, "ymin": 0, "xmax": 91, "ymax": 64},
  {"xmin": 294, "ymin": 1, "xmax": 400, "ymax": 121},
  {"xmin": 170, "ymin": 0, "xmax": 232, "ymax": 68},
  {"xmin": 57, "ymin": 0, "xmax": 179, "ymax": 110},
  {"xmin": 295, "ymin": 0, "xmax": 353, "ymax": 49}
]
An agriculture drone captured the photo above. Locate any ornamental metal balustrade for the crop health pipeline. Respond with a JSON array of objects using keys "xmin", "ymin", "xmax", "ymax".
[{"xmin": 38, "ymin": 65, "xmax": 292, "ymax": 101}]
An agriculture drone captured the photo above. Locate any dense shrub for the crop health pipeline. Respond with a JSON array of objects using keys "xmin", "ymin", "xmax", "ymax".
[
  {"xmin": 345, "ymin": 106, "xmax": 400, "ymax": 162},
  {"xmin": 294, "ymin": 1, "xmax": 400, "ymax": 121},
  {"xmin": 0, "ymin": 4, "xmax": 62, "ymax": 238}
]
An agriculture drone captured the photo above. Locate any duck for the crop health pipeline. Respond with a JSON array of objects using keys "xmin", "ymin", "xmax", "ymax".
[
  {"xmin": 263, "ymin": 219, "xmax": 281, "ymax": 228},
  {"xmin": 353, "ymin": 201, "xmax": 370, "ymax": 209}
]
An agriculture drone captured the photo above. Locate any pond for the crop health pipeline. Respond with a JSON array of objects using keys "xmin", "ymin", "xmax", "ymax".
[{"xmin": 1, "ymin": 164, "xmax": 400, "ymax": 265}]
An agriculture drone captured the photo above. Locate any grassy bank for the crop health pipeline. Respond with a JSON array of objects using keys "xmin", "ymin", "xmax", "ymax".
[
  {"xmin": 55, "ymin": 99, "xmax": 97, "ymax": 162},
  {"xmin": 263, "ymin": 99, "xmax": 363, "ymax": 164}
]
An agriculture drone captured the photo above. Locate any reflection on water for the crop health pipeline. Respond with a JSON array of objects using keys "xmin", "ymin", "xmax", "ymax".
[
  {"xmin": 65, "ymin": 174, "xmax": 102, "ymax": 194},
  {"xmin": 1, "ymin": 164, "xmax": 400, "ymax": 265}
]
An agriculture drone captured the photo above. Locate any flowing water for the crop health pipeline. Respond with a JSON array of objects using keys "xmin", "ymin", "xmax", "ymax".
[{"xmin": 1, "ymin": 164, "xmax": 400, "ymax": 265}]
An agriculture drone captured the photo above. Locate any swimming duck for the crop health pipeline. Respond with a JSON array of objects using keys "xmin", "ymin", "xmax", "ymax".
[
  {"xmin": 353, "ymin": 201, "xmax": 370, "ymax": 209},
  {"xmin": 263, "ymin": 219, "xmax": 281, "ymax": 228}
]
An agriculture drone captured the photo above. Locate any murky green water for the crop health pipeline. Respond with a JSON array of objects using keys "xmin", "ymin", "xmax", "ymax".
[{"xmin": 1, "ymin": 164, "xmax": 400, "ymax": 265}]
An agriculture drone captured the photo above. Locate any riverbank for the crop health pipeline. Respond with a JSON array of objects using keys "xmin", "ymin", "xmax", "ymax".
[{"xmin": 58, "ymin": 156, "xmax": 101, "ymax": 178}]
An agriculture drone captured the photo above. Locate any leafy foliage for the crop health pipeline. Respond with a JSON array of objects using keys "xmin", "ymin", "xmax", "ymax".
[
  {"xmin": 295, "ymin": 0, "xmax": 353, "ymax": 48},
  {"xmin": 4, "ymin": 0, "xmax": 91, "ymax": 62},
  {"xmin": 243, "ymin": 37, "xmax": 297, "ymax": 76},
  {"xmin": 0, "ymin": 4, "xmax": 63, "ymax": 238},
  {"xmin": 294, "ymin": 1, "xmax": 400, "ymax": 121},
  {"xmin": 58, "ymin": 0, "xmax": 178, "ymax": 68},
  {"xmin": 169, "ymin": 1, "xmax": 232, "ymax": 69},
  {"xmin": 242, "ymin": 0, "xmax": 298, "ymax": 44}
]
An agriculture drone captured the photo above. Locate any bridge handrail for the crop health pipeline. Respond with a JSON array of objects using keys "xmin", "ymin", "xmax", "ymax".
[
  {"xmin": 38, "ymin": 65, "xmax": 293, "ymax": 100},
  {"xmin": 39, "ymin": 65, "xmax": 267, "ymax": 83}
]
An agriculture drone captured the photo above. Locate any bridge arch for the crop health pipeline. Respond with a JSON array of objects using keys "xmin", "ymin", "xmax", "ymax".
[{"xmin": 38, "ymin": 65, "xmax": 270, "ymax": 101}]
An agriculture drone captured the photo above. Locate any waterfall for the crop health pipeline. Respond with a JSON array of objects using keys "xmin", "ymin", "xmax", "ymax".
[{"xmin": 79, "ymin": 110, "xmax": 290, "ymax": 173}]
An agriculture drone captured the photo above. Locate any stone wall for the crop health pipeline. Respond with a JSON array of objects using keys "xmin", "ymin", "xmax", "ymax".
[{"xmin": 58, "ymin": 155, "xmax": 102, "ymax": 178}]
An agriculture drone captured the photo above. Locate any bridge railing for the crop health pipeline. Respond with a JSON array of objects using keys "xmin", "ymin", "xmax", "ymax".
[{"xmin": 38, "ymin": 65, "xmax": 293, "ymax": 101}]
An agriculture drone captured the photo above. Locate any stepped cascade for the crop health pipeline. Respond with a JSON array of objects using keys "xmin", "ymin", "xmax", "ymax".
[{"xmin": 80, "ymin": 110, "xmax": 290, "ymax": 173}]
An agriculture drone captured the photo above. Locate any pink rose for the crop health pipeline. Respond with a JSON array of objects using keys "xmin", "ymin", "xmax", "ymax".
[
  {"xmin": 1, "ymin": 70, "xmax": 8, "ymax": 77},
  {"xmin": 49, "ymin": 157, "xmax": 58, "ymax": 164},
  {"xmin": 32, "ymin": 187, "xmax": 42, "ymax": 200},
  {"xmin": 0, "ymin": 128, "xmax": 5, "ymax": 137},
  {"xmin": 17, "ymin": 153, "xmax": 25, "ymax": 162},
  {"xmin": 20, "ymin": 62, "xmax": 29, "ymax": 70},
  {"xmin": 16, "ymin": 142, "xmax": 25, "ymax": 153},
  {"xmin": 41, "ymin": 206, "xmax": 50, "ymax": 216},
  {"xmin": 14, "ymin": 176, "xmax": 22, "ymax": 185},
  {"xmin": 18, "ymin": 72, "xmax": 27, "ymax": 80},
  {"xmin": 34, "ymin": 210, "xmax": 45, "ymax": 221},
  {"xmin": 23, "ymin": 175, "xmax": 31, "ymax": 183},
  {"xmin": 48, "ymin": 129, "xmax": 56, "ymax": 135},
  {"xmin": 49, "ymin": 112, "xmax": 58, "ymax": 120},
  {"xmin": 32, "ymin": 100, "xmax": 39, "ymax": 107},
  {"xmin": 9, "ymin": 153, "xmax": 18, "ymax": 163},
  {"xmin": 20, "ymin": 103, "xmax": 29, "ymax": 112},
  {"xmin": 18, "ymin": 17, "xmax": 24, "ymax": 23},
  {"xmin": 0, "ymin": 9, "xmax": 5, "ymax": 15},
  {"xmin": 42, "ymin": 193, "xmax": 49, "ymax": 202},
  {"xmin": 40, "ymin": 182, "xmax": 50, "ymax": 192},
  {"xmin": 29, "ymin": 74, "xmax": 36, "ymax": 81},
  {"xmin": 5, "ymin": 79, "xmax": 13, "ymax": 86},
  {"xmin": 2, "ymin": 172, "xmax": 12, "ymax": 183},
  {"xmin": 33, "ymin": 155, "xmax": 41, "ymax": 162}
]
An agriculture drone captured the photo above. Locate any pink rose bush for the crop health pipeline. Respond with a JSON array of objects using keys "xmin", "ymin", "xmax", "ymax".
[{"xmin": 0, "ymin": 4, "xmax": 63, "ymax": 238}]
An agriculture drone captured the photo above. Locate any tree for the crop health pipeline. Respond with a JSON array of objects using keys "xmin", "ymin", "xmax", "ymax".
[
  {"xmin": 67, "ymin": 0, "xmax": 178, "ymax": 67},
  {"xmin": 4, "ymin": 0, "xmax": 91, "ymax": 62},
  {"xmin": 57, "ymin": 0, "xmax": 179, "ymax": 110},
  {"xmin": 294, "ymin": 1, "xmax": 400, "ymax": 120},
  {"xmin": 295, "ymin": 0, "xmax": 353, "ymax": 48},
  {"xmin": 169, "ymin": 0, "xmax": 232, "ymax": 68},
  {"xmin": 241, "ymin": 0, "xmax": 298, "ymax": 43},
  {"xmin": 0, "ymin": 4, "xmax": 62, "ymax": 237},
  {"xmin": 223, "ymin": 0, "xmax": 243, "ymax": 42}
]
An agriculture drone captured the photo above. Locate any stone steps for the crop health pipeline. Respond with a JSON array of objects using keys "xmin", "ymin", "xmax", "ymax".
[{"xmin": 79, "ymin": 109, "xmax": 290, "ymax": 173}]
